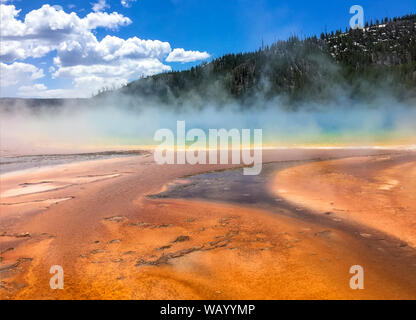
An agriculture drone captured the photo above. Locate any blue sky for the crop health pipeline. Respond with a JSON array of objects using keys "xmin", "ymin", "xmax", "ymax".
[{"xmin": 1, "ymin": 0, "xmax": 415, "ymax": 98}]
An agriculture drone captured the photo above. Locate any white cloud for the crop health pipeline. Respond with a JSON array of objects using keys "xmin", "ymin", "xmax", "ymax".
[
  {"xmin": 52, "ymin": 58, "xmax": 171, "ymax": 96},
  {"xmin": 17, "ymin": 83, "xmax": 80, "ymax": 98},
  {"xmin": 54, "ymin": 58, "xmax": 170, "ymax": 79},
  {"xmin": 0, "ymin": 62, "xmax": 44, "ymax": 87},
  {"xmin": 18, "ymin": 83, "xmax": 47, "ymax": 96},
  {"xmin": 55, "ymin": 35, "xmax": 171, "ymax": 68},
  {"xmin": 0, "ymin": 4, "xmax": 26, "ymax": 37},
  {"xmin": 121, "ymin": 0, "xmax": 136, "ymax": 8},
  {"xmin": 92, "ymin": 0, "xmax": 109, "ymax": 12},
  {"xmin": 50, "ymin": 34, "xmax": 172, "ymax": 96},
  {"xmin": 13, "ymin": 58, "xmax": 171, "ymax": 98},
  {"xmin": 85, "ymin": 11, "xmax": 132, "ymax": 29},
  {"xmin": 166, "ymin": 48, "xmax": 210, "ymax": 63},
  {"xmin": 0, "ymin": 4, "xmax": 131, "ymax": 62},
  {"xmin": 0, "ymin": 4, "xmax": 210, "ymax": 98}
]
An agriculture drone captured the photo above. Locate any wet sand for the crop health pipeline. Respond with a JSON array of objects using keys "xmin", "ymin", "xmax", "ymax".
[{"xmin": 1, "ymin": 149, "xmax": 415, "ymax": 299}]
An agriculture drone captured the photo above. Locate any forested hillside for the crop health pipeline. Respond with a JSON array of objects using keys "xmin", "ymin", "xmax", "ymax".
[
  {"xmin": 3, "ymin": 15, "xmax": 415, "ymax": 109},
  {"xmin": 98, "ymin": 14, "xmax": 415, "ymax": 108}
]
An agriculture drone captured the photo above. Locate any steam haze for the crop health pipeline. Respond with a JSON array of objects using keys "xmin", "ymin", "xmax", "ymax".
[{"xmin": 1, "ymin": 92, "xmax": 415, "ymax": 156}]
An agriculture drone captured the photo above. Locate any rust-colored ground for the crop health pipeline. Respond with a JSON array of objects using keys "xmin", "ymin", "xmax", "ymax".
[
  {"xmin": 1, "ymin": 149, "xmax": 415, "ymax": 299},
  {"xmin": 273, "ymin": 152, "xmax": 416, "ymax": 247}
]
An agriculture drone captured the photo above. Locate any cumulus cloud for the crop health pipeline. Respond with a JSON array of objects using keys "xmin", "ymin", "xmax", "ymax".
[
  {"xmin": 53, "ymin": 58, "xmax": 171, "ymax": 97},
  {"xmin": 166, "ymin": 48, "xmax": 210, "ymax": 63},
  {"xmin": 0, "ymin": 4, "xmax": 26, "ymax": 37},
  {"xmin": 0, "ymin": 3, "xmax": 210, "ymax": 98},
  {"xmin": 85, "ymin": 11, "xmax": 132, "ymax": 29},
  {"xmin": 0, "ymin": 62, "xmax": 44, "ymax": 87},
  {"xmin": 92, "ymin": 0, "xmax": 109, "ymax": 12},
  {"xmin": 54, "ymin": 58, "xmax": 170, "ymax": 79},
  {"xmin": 55, "ymin": 35, "xmax": 171, "ymax": 67},
  {"xmin": 0, "ymin": 4, "xmax": 132, "ymax": 62}
]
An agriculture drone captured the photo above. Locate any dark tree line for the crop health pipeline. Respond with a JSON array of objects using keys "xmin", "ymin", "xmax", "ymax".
[{"xmin": 96, "ymin": 14, "xmax": 416, "ymax": 108}]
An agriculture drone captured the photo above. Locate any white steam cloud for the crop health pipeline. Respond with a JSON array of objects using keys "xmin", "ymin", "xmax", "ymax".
[{"xmin": 1, "ymin": 95, "xmax": 415, "ymax": 156}]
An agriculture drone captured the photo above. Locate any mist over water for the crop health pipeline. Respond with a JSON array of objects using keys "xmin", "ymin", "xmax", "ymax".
[{"xmin": 1, "ymin": 95, "xmax": 415, "ymax": 156}]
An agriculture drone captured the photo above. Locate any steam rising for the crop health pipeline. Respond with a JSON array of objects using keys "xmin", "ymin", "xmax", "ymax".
[{"xmin": 1, "ymin": 92, "xmax": 415, "ymax": 156}]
